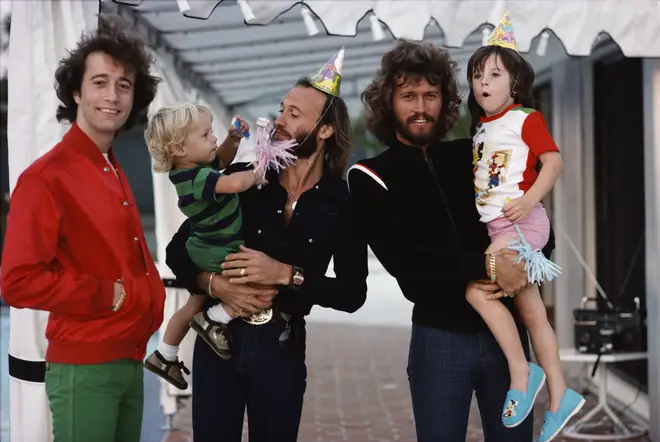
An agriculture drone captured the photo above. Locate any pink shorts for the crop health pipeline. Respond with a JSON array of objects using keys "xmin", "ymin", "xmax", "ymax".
[{"xmin": 486, "ymin": 204, "xmax": 550, "ymax": 250}]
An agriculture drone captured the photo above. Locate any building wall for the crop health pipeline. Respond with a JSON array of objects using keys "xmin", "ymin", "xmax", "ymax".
[
  {"xmin": 548, "ymin": 48, "xmax": 658, "ymax": 435},
  {"xmin": 113, "ymin": 123, "xmax": 155, "ymax": 215},
  {"xmin": 642, "ymin": 57, "xmax": 660, "ymax": 441}
]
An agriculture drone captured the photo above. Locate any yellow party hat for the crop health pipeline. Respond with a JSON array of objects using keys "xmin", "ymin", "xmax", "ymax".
[
  {"xmin": 486, "ymin": 11, "xmax": 519, "ymax": 52},
  {"xmin": 308, "ymin": 47, "xmax": 344, "ymax": 97}
]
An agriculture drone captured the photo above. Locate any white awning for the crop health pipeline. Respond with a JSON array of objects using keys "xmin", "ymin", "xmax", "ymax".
[
  {"xmin": 108, "ymin": 0, "xmax": 659, "ymax": 114},
  {"xmin": 118, "ymin": 0, "xmax": 660, "ymax": 58}
]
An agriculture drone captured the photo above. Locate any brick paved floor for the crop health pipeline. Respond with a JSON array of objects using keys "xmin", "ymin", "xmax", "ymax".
[{"xmin": 162, "ymin": 323, "xmax": 650, "ymax": 442}]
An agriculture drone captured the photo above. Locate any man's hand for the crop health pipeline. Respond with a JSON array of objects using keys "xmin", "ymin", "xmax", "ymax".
[
  {"xmin": 112, "ymin": 281, "xmax": 124, "ymax": 307},
  {"xmin": 223, "ymin": 303, "xmax": 240, "ymax": 318},
  {"xmin": 502, "ymin": 195, "xmax": 536, "ymax": 223},
  {"xmin": 222, "ymin": 245, "xmax": 293, "ymax": 286},
  {"xmin": 470, "ymin": 280, "xmax": 507, "ymax": 301},
  {"xmin": 210, "ymin": 274, "xmax": 277, "ymax": 315},
  {"xmin": 494, "ymin": 249, "xmax": 529, "ymax": 294}
]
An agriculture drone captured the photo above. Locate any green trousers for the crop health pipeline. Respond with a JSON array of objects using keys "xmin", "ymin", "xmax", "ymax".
[{"xmin": 45, "ymin": 359, "xmax": 143, "ymax": 442}]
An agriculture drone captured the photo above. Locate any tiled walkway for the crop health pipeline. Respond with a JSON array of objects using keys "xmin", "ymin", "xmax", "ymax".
[{"xmin": 162, "ymin": 323, "xmax": 650, "ymax": 441}]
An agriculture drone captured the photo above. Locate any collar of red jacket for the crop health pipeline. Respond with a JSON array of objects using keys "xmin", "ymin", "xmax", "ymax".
[{"xmin": 63, "ymin": 122, "xmax": 120, "ymax": 170}]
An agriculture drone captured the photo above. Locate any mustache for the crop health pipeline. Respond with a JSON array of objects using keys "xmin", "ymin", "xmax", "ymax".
[
  {"xmin": 406, "ymin": 113, "xmax": 435, "ymax": 124},
  {"xmin": 271, "ymin": 128, "xmax": 292, "ymax": 140}
]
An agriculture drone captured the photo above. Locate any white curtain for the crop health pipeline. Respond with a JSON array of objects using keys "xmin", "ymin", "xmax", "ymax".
[
  {"xmin": 6, "ymin": 2, "xmax": 98, "ymax": 441},
  {"xmin": 243, "ymin": 0, "xmax": 660, "ymax": 57},
  {"xmin": 116, "ymin": 0, "xmax": 660, "ymax": 58}
]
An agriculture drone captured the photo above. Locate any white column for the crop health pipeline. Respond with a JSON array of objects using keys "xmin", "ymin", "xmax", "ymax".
[
  {"xmin": 643, "ymin": 57, "xmax": 660, "ymax": 442},
  {"xmin": 550, "ymin": 59, "xmax": 588, "ymax": 349}
]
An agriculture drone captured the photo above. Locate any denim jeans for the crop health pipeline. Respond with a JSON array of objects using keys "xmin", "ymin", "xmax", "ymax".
[
  {"xmin": 191, "ymin": 317, "xmax": 307, "ymax": 442},
  {"xmin": 407, "ymin": 322, "xmax": 533, "ymax": 441}
]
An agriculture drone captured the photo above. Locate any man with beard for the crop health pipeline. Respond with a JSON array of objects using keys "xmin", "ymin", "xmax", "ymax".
[
  {"xmin": 347, "ymin": 40, "xmax": 555, "ymax": 440},
  {"xmin": 164, "ymin": 48, "xmax": 368, "ymax": 442}
]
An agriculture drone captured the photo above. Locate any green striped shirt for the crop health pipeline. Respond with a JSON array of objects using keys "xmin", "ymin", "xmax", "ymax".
[{"xmin": 169, "ymin": 165, "xmax": 244, "ymax": 272}]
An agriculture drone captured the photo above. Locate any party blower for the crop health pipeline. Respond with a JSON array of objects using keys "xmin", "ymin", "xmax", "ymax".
[{"xmin": 252, "ymin": 117, "xmax": 297, "ymax": 182}]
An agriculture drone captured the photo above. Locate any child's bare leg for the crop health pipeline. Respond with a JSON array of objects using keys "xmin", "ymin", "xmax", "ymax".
[
  {"xmin": 466, "ymin": 234, "xmax": 530, "ymax": 392},
  {"xmin": 145, "ymin": 295, "xmax": 205, "ymax": 390},
  {"xmin": 159, "ymin": 295, "xmax": 206, "ymax": 360},
  {"xmin": 466, "ymin": 285, "xmax": 530, "ymax": 393},
  {"xmin": 515, "ymin": 285, "xmax": 566, "ymax": 412}
]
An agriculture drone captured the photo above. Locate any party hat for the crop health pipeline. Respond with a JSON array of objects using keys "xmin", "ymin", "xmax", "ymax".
[
  {"xmin": 308, "ymin": 47, "xmax": 344, "ymax": 97},
  {"xmin": 485, "ymin": 11, "xmax": 519, "ymax": 52}
]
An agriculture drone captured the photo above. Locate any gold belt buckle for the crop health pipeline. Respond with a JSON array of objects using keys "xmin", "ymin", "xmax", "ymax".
[{"xmin": 241, "ymin": 308, "xmax": 274, "ymax": 326}]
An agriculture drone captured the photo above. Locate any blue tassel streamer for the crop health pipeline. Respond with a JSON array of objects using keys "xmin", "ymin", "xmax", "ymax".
[{"xmin": 507, "ymin": 224, "xmax": 562, "ymax": 285}]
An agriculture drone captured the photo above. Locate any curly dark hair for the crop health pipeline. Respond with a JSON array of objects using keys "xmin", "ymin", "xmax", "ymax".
[
  {"xmin": 466, "ymin": 45, "xmax": 535, "ymax": 134},
  {"xmin": 361, "ymin": 40, "xmax": 462, "ymax": 145},
  {"xmin": 54, "ymin": 13, "xmax": 161, "ymax": 132},
  {"xmin": 296, "ymin": 78, "xmax": 354, "ymax": 178}
]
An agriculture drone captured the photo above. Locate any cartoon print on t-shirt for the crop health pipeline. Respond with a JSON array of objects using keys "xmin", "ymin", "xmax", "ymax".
[
  {"xmin": 487, "ymin": 150, "xmax": 510, "ymax": 189},
  {"xmin": 475, "ymin": 148, "xmax": 511, "ymax": 206}
]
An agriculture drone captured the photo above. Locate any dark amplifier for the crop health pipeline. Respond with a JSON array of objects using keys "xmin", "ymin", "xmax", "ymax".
[{"xmin": 573, "ymin": 309, "xmax": 645, "ymax": 354}]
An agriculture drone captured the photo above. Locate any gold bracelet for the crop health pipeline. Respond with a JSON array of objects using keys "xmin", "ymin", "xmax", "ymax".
[
  {"xmin": 489, "ymin": 253, "xmax": 497, "ymax": 283},
  {"xmin": 207, "ymin": 272, "xmax": 217, "ymax": 298},
  {"xmin": 112, "ymin": 279, "xmax": 126, "ymax": 312}
]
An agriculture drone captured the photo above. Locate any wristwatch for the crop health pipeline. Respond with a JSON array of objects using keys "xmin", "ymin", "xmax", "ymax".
[{"xmin": 289, "ymin": 265, "xmax": 305, "ymax": 289}]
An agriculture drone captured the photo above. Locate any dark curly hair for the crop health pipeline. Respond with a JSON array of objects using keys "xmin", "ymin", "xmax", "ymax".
[
  {"xmin": 296, "ymin": 78, "xmax": 354, "ymax": 178},
  {"xmin": 466, "ymin": 45, "xmax": 535, "ymax": 134},
  {"xmin": 54, "ymin": 13, "xmax": 160, "ymax": 132},
  {"xmin": 361, "ymin": 39, "xmax": 462, "ymax": 145}
]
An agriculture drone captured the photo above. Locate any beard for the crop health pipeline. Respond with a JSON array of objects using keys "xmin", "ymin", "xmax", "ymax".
[
  {"xmin": 393, "ymin": 112, "xmax": 442, "ymax": 146},
  {"xmin": 272, "ymin": 126, "xmax": 320, "ymax": 160}
]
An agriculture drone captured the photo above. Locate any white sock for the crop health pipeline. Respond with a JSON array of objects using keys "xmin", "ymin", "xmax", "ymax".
[
  {"xmin": 206, "ymin": 304, "xmax": 233, "ymax": 324},
  {"xmin": 157, "ymin": 343, "xmax": 179, "ymax": 361}
]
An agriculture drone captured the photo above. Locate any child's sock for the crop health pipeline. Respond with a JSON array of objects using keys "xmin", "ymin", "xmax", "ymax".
[
  {"xmin": 157, "ymin": 343, "xmax": 179, "ymax": 361},
  {"xmin": 206, "ymin": 304, "xmax": 233, "ymax": 324}
]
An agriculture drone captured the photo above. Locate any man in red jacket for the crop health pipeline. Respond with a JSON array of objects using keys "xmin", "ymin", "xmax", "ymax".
[{"xmin": 1, "ymin": 15, "xmax": 164, "ymax": 442}]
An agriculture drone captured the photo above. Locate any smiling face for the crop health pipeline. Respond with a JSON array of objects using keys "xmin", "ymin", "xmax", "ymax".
[
  {"xmin": 391, "ymin": 76, "xmax": 443, "ymax": 147},
  {"xmin": 471, "ymin": 53, "xmax": 515, "ymax": 116},
  {"xmin": 74, "ymin": 51, "xmax": 135, "ymax": 147}
]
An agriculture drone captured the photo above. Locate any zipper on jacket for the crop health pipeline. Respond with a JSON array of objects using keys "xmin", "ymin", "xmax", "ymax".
[{"xmin": 422, "ymin": 150, "xmax": 462, "ymax": 249}]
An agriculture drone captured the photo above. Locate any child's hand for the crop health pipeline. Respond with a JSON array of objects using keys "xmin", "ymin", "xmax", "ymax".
[
  {"xmin": 502, "ymin": 196, "xmax": 535, "ymax": 223},
  {"xmin": 256, "ymin": 176, "xmax": 269, "ymax": 186},
  {"xmin": 252, "ymin": 163, "xmax": 268, "ymax": 186},
  {"xmin": 229, "ymin": 116, "xmax": 249, "ymax": 141}
]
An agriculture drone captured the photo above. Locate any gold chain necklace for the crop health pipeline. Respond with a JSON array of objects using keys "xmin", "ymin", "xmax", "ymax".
[{"xmin": 280, "ymin": 176, "xmax": 302, "ymax": 210}]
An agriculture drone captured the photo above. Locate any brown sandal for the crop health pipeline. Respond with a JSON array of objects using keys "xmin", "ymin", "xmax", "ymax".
[{"xmin": 144, "ymin": 350, "xmax": 190, "ymax": 390}]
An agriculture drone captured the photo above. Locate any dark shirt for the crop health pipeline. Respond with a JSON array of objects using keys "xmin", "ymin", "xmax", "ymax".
[
  {"xmin": 166, "ymin": 162, "xmax": 368, "ymax": 316},
  {"xmin": 348, "ymin": 137, "xmax": 555, "ymax": 333}
]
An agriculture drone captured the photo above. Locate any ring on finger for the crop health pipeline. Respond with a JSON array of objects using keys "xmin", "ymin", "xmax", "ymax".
[{"xmin": 240, "ymin": 268, "xmax": 246, "ymax": 276}]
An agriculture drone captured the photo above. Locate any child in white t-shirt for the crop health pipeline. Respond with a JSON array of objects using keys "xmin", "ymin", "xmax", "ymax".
[{"xmin": 464, "ymin": 13, "xmax": 584, "ymax": 442}]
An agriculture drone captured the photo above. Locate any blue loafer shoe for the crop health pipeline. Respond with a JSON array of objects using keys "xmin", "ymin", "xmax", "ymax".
[
  {"xmin": 537, "ymin": 388, "xmax": 586, "ymax": 442},
  {"xmin": 502, "ymin": 362, "xmax": 546, "ymax": 428}
]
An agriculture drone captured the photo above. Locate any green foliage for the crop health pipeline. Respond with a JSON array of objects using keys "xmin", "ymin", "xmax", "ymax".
[
  {"xmin": 443, "ymin": 103, "xmax": 472, "ymax": 141},
  {"xmin": 351, "ymin": 113, "xmax": 385, "ymax": 158},
  {"xmin": 350, "ymin": 102, "xmax": 472, "ymax": 160}
]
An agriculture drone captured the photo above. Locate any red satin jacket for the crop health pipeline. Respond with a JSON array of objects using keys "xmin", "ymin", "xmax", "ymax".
[{"xmin": 1, "ymin": 123, "xmax": 165, "ymax": 364}]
